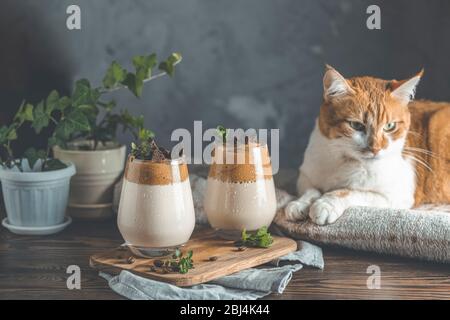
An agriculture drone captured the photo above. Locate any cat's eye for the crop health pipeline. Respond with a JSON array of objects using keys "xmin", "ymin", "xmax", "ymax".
[
  {"xmin": 383, "ymin": 122, "xmax": 397, "ymax": 132},
  {"xmin": 348, "ymin": 121, "xmax": 365, "ymax": 132}
]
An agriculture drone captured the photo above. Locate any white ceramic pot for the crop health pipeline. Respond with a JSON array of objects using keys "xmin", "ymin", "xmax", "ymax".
[
  {"xmin": 53, "ymin": 141, "xmax": 126, "ymax": 220},
  {"xmin": 0, "ymin": 159, "xmax": 75, "ymax": 235}
]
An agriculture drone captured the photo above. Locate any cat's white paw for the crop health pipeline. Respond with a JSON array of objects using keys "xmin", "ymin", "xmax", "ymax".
[
  {"xmin": 285, "ymin": 200, "xmax": 311, "ymax": 221},
  {"xmin": 309, "ymin": 197, "xmax": 344, "ymax": 225}
]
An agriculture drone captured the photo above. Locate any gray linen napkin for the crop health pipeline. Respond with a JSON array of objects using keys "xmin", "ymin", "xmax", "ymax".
[{"xmin": 100, "ymin": 240, "xmax": 323, "ymax": 300}]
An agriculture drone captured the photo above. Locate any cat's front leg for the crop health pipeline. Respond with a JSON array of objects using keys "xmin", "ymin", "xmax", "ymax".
[
  {"xmin": 285, "ymin": 171, "xmax": 322, "ymax": 221},
  {"xmin": 309, "ymin": 189, "xmax": 390, "ymax": 225},
  {"xmin": 285, "ymin": 188, "xmax": 322, "ymax": 221}
]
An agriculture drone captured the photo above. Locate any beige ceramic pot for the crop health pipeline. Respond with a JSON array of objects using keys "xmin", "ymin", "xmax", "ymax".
[{"xmin": 53, "ymin": 141, "xmax": 126, "ymax": 220}]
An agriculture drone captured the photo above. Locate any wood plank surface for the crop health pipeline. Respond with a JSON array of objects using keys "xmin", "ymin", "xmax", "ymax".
[
  {"xmin": 1, "ymin": 218, "xmax": 449, "ymax": 299},
  {"xmin": 90, "ymin": 229, "xmax": 297, "ymax": 286}
]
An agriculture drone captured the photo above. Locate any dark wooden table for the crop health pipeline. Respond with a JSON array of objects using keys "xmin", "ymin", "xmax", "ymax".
[
  {"xmin": 1, "ymin": 169, "xmax": 449, "ymax": 300},
  {"xmin": 1, "ymin": 216, "xmax": 449, "ymax": 300}
]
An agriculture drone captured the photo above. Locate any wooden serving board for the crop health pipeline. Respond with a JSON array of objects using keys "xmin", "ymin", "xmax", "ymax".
[{"xmin": 90, "ymin": 228, "xmax": 297, "ymax": 287}]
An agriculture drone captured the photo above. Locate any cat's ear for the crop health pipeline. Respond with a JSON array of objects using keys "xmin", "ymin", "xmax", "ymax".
[
  {"xmin": 389, "ymin": 69, "xmax": 424, "ymax": 104},
  {"xmin": 323, "ymin": 65, "xmax": 355, "ymax": 101}
]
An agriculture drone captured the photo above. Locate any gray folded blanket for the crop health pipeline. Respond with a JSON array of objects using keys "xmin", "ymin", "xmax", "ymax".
[
  {"xmin": 100, "ymin": 241, "xmax": 324, "ymax": 300},
  {"xmin": 274, "ymin": 204, "xmax": 450, "ymax": 263}
]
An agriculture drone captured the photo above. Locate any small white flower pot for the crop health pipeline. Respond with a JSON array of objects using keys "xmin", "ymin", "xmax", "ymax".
[{"xmin": 0, "ymin": 160, "xmax": 76, "ymax": 235}]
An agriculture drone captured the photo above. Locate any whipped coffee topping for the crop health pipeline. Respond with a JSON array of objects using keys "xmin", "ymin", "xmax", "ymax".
[
  {"xmin": 124, "ymin": 156, "xmax": 189, "ymax": 185},
  {"xmin": 208, "ymin": 163, "xmax": 272, "ymax": 183},
  {"xmin": 208, "ymin": 143, "xmax": 273, "ymax": 183}
]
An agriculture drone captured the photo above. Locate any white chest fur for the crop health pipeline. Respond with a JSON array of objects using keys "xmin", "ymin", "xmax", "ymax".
[{"xmin": 298, "ymin": 122, "xmax": 416, "ymax": 209}]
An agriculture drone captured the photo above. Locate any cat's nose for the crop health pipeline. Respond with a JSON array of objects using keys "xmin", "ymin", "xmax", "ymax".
[{"xmin": 370, "ymin": 147, "xmax": 381, "ymax": 155}]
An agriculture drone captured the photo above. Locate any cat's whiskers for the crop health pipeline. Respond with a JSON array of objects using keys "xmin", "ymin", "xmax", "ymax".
[
  {"xmin": 402, "ymin": 152, "xmax": 433, "ymax": 172},
  {"xmin": 403, "ymin": 146, "xmax": 440, "ymax": 159}
]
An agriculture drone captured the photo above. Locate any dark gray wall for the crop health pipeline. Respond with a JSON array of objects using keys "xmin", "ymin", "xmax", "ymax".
[{"xmin": 1, "ymin": 0, "xmax": 450, "ymax": 168}]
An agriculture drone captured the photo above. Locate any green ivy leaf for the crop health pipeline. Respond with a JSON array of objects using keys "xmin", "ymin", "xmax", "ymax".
[
  {"xmin": 48, "ymin": 136, "xmax": 64, "ymax": 148},
  {"xmin": 133, "ymin": 53, "xmax": 157, "ymax": 80},
  {"xmin": 120, "ymin": 110, "xmax": 144, "ymax": 132},
  {"xmin": 43, "ymin": 159, "xmax": 67, "ymax": 171},
  {"xmin": 24, "ymin": 148, "xmax": 38, "ymax": 168},
  {"xmin": 72, "ymin": 79, "xmax": 91, "ymax": 106},
  {"xmin": 57, "ymin": 96, "xmax": 71, "ymax": 111},
  {"xmin": 78, "ymin": 104, "xmax": 99, "ymax": 125},
  {"xmin": 138, "ymin": 128, "xmax": 155, "ymax": 141},
  {"xmin": 55, "ymin": 109, "xmax": 91, "ymax": 139},
  {"xmin": 238, "ymin": 227, "xmax": 273, "ymax": 248},
  {"xmin": 6, "ymin": 128, "xmax": 17, "ymax": 140},
  {"xmin": 0, "ymin": 126, "xmax": 17, "ymax": 145},
  {"xmin": 158, "ymin": 52, "xmax": 182, "ymax": 77},
  {"xmin": 32, "ymin": 101, "xmax": 50, "ymax": 134},
  {"xmin": 122, "ymin": 73, "xmax": 143, "ymax": 98},
  {"xmin": 0, "ymin": 126, "xmax": 9, "ymax": 145},
  {"xmin": 103, "ymin": 61, "xmax": 127, "ymax": 88},
  {"xmin": 91, "ymin": 87, "xmax": 101, "ymax": 102},
  {"xmin": 23, "ymin": 104, "xmax": 34, "ymax": 121},
  {"xmin": 66, "ymin": 108, "xmax": 91, "ymax": 131},
  {"xmin": 46, "ymin": 90, "xmax": 60, "ymax": 115},
  {"xmin": 14, "ymin": 102, "xmax": 34, "ymax": 124},
  {"xmin": 24, "ymin": 148, "xmax": 47, "ymax": 169}
]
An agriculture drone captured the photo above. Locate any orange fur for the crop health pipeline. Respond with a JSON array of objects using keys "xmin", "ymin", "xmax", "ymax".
[
  {"xmin": 407, "ymin": 101, "xmax": 450, "ymax": 205},
  {"xmin": 319, "ymin": 68, "xmax": 449, "ymax": 206}
]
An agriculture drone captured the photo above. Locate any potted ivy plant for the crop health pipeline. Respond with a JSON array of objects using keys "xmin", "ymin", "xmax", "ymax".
[
  {"xmin": 46, "ymin": 52, "xmax": 181, "ymax": 220},
  {"xmin": 0, "ymin": 105, "xmax": 75, "ymax": 235}
]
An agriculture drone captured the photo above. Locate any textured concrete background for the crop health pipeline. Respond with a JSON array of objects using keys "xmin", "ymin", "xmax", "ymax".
[{"xmin": 1, "ymin": 0, "xmax": 450, "ymax": 168}]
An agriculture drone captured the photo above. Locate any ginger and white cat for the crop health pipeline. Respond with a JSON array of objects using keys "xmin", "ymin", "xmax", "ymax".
[{"xmin": 286, "ymin": 65, "xmax": 450, "ymax": 225}]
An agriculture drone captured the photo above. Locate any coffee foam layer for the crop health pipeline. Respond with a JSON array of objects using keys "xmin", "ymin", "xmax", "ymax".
[
  {"xmin": 208, "ymin": 164, "xmax": 272, "ymax": 183},
  {"xmin": 124, "ymin": 156, "xmax": 189, "ymax": 185},
  {"xmin": 207, "ymin": 143, "xmax": 273, "ymax": 183}
]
